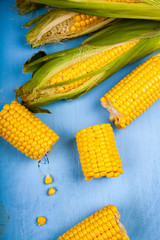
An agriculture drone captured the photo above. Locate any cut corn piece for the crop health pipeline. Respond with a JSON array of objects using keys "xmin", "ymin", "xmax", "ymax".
[
  {"xmin": 58, "ymin": 205, "xmax": 130, "ymax": 240},
  {"xmin": 25, "ymin": 9, "xmax": 113, "ymax": 47},
  {"xmin": 0, "ymin": 101, "xmax": 59, "ymax": 160},
  {"xmin": 101, "ymin": 54, "xmax": 160, "ymax": 129},
  {"xmin": 76, "ymin": 124, "xmax": 123, "ymax": 180}
]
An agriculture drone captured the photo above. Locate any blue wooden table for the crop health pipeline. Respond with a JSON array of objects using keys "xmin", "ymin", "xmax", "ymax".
[{"xmin": 0, "ymin": 1, "xmax": 160, "ymax": 239}]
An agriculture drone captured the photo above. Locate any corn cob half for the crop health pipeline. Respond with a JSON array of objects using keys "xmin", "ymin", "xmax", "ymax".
[
  {"xmin": 0, "ymin": 101, "xmax": 59, "ymax": 160},
  {"xmin": 76, "ymin": 124, "xmax": 122, "ymax": 180},
  {"xmin": 15, "ymin": 19, "xmax": 160, "ymax": 113},
  {"xmin": 101, "ymin": 54, "xmax": 160, "ymax": 129},
  {"xmin": 58, "ymin": 205, "xmax": 130, "ymax": 240},
  {"xmin": 30, "ymin": 0, "xmax": 160, "ymax": 21},
  {"xmin": 25, "ymin": 9, "xmax": 114, "ymax": 47}
]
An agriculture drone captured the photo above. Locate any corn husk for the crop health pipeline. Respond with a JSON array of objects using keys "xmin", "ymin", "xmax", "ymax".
[
  {"xmin": 30, "ymin": 0, "xmax": 160, "ymax": 21},
  {"xmin": 16, "ymin": 0, "xmax": 43, "ymax": 15},
  {"xmin": 15, "ymin": 19, "xmax": 160, "ymax": 113},
  {"xmin": 25, "ymin": 8, "xmax": 115, "ymax": 48}
]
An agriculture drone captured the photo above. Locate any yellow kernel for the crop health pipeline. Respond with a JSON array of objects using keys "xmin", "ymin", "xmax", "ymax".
[
  {"xmin": 70, "ymin": 26, "xmax": 76, "ymax": 32},
  {"xmin": 74, "ymin": 22, "xmax": 81, "ymax": 28},
  {"xmin": 44, "ymin": 175, "xmax": 53, "ymax": 184},
  {"xmin": 74, "ymin": 15, "xmax": 81, "ymax": 21},
  {"xmin": 80, "ymin": 21, "xmax": 86, "ymax": 27},
  {"xmin": 37, "ymin": 216, "xmax": 47, "ymax": 226},
  {"xmin": 48, "ymin": 187, "xmax": 56, "ymax": 196},
  {"xmin": 3, "ymin": 104, "xmax": 10, "ymax": 111}
]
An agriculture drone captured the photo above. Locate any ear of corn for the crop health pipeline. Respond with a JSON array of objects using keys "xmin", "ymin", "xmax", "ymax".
[
  {"xmin": 58, "ymin": 205, "xmax": 130, "ymax": 240},
  {"xmin": 31, "ymin": 0, "xmax": 160, "ymax": 21},
  {"xmin": 15, "ymin": 19, "xmax": 160, "ymax": 113},
  {"xmin": 0, "ymin": 101, "xmax": 59, "ymax": 160},
  {"xmin": 76, "ymin": 124, "xmax": 123, "ymax": 180},
  {"xmin": 25, "ymin": 8, "xmax": 114, "ymax": 48},
  {"xmin": 16, "ymin": 0, "xmax": 43, "ymax": 15},
  {"xmin": 23, "ymin": 19, "xmax": 160, "ymax": 73},
  {"xmin": 101, "ymin": 54, "xmax": 160, "ymax": 129}
]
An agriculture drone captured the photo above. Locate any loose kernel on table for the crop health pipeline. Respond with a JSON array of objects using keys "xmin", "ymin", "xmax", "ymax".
[
  {"xmin": 37, "ymin": 216, "xmax": 47, "ymax": 226},
  {"xmin": 48, "ymin": 187, "xmax": 56, "ymax": 196},
  {"xmin": 44, "ymin": 175, "xmax": 53, "ymax": 184}
]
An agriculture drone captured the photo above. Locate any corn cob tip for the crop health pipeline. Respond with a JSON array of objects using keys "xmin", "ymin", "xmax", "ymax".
[
  {"xmin": 101, "ymin": 54, "xmax": 160, "ymax": 129},
  {"xmin": 58, "ymin": 205, "xmax": 130, "ymax": 239}
]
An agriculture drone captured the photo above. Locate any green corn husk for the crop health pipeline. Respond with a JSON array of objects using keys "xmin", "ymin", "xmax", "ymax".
[
  {"xmin": 25, "ymin": 8, "xmax": 115, "ymax": 48},
  {"xmin": 15, "ymin": 19, "xmax": 160, "ymax": 113},
  {"xmin": 16, "ymin": 0, "xmax": 43, "ymax": 15},
  {"xmin": 29, "ymin": 0, "xmax": 160, "ymax": 21}
]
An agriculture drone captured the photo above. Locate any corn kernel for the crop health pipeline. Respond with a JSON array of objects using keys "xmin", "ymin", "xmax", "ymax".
[
  {"xmin": 45, "ymin": 175, "xmax": 53, "ymax": 184},
  {"xmin": 48, "ymin": 187, "xmax": 56, "ymax": 196},
  {"xmin": 37, "ymin": 216, "xmax": 47, "ymax": 226}
]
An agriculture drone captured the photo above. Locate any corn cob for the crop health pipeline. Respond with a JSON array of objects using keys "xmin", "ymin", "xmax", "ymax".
[
  {"xmin": 30, "ymin": 0, "xmax": 160, "ymax": 21},
  {"xmin": 101, "ymin": 54, "xmax": 160, "ymax": 129},
  {"xmin": 25, "ymin": 9, "xmax": 113, "ymax": 47},
  {"xmin": 0, "ymin": 101, "xmax": 59, "ymax": 160},
  {"xmin": 76, "ymin": 124, "xmax": 122, "ymax": 180},
  {"xmin": 58, "ymin": 205, "xmax": 130, "ymax": 240},
  {"xmin": 15, "ymin": 19, "xmax": 160, "ymax": 113}
]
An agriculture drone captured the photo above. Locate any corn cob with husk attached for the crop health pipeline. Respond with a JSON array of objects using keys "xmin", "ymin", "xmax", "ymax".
[
  {"xmin": 16, "ymin": 0, "xmax": 43, "ymax": 15},
  {"xmin": 15, "ymin": 19, "xmax": 160, "ymax": 113},
  {"xmin": 24, "ymin": 8, "xmax": 114, "ymax": 47},
  {"xmin": 101, "ymin": 54, "xmax": 160, "ymax": 129},
  {"xmin": 58, "ymin": 205, "xmax": 130, "ymax": 240},
  {"xmin": 0, "ymin": 101, "xmax": 59, "ymax": 160},
  {"xmin": 76, "ymin": 124, "xmax": 123, "ymax": 181},
  {"xmin": 28, "ymin": 0, "xmax": 160, "ymax": 21}
]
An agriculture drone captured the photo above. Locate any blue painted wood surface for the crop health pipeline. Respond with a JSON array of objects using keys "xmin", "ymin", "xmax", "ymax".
[{"xmin": 0, "ymin": 1, "xmax": 160, "ymax": 239}]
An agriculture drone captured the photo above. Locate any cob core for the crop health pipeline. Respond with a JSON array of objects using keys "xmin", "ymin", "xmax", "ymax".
[
  {"xmin": 101, "ymin": 54, "xmax": 160, "ymax": 129},
  {"xmin": 58, "ymin": 205, "xmax": 130, "ymax": 240},
  {"xmin": 76, "ymin": 124, "xmax": 123, "ymax": 180},
  {"xmin": 0, "ymin": 101, "xmax": 59, "ymax": 160}
]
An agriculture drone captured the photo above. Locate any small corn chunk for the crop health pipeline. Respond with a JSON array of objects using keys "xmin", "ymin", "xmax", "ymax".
[
  {"xmin": 37, "ymin": 216, "xmax": 47, "ymax": 226},
  {"xmin": 0, "ymin": 101, "xmax": 59, "ymax": 160},
  {"xmin": 45, "ymin": 175, "xmax": 53, "ymax": 184},
  {"xmin": 101, "ymin": 54, "xmax": 160, "ymax": 129},
  {"xmin": 58, "ymin": 205, "xmax": 130, "ymax": 240},
  {"xmin": 48, "ymin": 187, "xmax": 56, "ymax": 195},
  {"xmin": 76, "ymin": 124, "xmax": 123, "ymax": 180}
]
